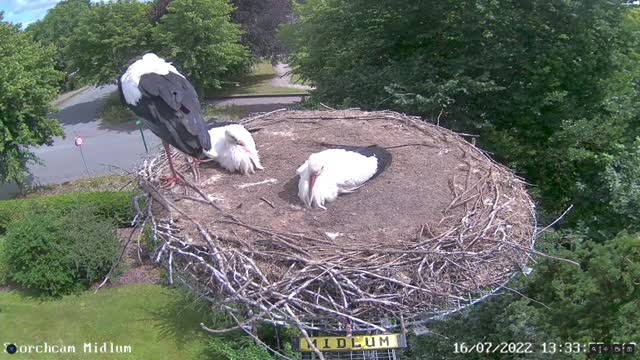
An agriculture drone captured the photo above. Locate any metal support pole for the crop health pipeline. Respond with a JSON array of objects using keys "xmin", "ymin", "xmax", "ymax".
[{"xmin": 136, "ymin": 120, "xmax": 149, "ymax": 153}]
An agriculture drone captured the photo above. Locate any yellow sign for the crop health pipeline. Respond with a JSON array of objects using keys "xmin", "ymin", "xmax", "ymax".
[{"xmin": 298, "ymin": 334, "xmax": 405, "ymax": 352}]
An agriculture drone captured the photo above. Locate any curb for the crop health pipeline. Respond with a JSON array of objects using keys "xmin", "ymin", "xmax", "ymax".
[{"xmin": 205, "ymin": 93, "xmax": 309, "ymax": 101}]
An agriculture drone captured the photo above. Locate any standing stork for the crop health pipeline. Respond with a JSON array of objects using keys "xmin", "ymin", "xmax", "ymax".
[
  {"xmin": 296, "ymin": 145, "xmax": 391, "ymax": 209},
  {"xmin": 118, "ymin": 53, "xmax": 211, "ymax": 186},
  {"xmin": 203, "ymin": 122, "xmax": 263, "ymax": 174}
]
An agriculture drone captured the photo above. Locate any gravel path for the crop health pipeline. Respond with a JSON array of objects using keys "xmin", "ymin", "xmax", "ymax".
[{"xmin": 271, "ymin": 63, "xmax": 314, "ymax": 90}]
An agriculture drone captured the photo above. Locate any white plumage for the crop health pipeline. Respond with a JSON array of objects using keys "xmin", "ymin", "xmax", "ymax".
[
  {"xmin": 203, "ymin": 124, "xmax": 263, "ymax": 174},
  {"xmin": 120, "ymin": 53, "xmax": 184, "ymax": 106},
  {"xmin": 296, "ymin": 149, "xmax": 379, "ymax": 209}
]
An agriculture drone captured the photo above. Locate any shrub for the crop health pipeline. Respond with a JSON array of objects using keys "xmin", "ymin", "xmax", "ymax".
[
  {"xmin": 3, "ymin": 209, "xmax": 79, "ymax": 296},
  {"xmin": 100, "ymin": 91, "xmax": 137, "ymax": 124},
  {"xmin": 0, "ymin": 191, "xmax": 134, "ymax": 235},
  {"xmin": 3, "ymin": 204, "xmax": 121, "ymax": 296},
  {"xmin": 62, "ymin": 204, "xmax": 122, "ymax": 286}
]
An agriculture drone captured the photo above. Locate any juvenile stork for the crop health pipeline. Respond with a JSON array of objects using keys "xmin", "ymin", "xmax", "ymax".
[
  {"xmin": 203, "ymin": 122, "xmax": 263, "ymax": 174},
  {"xmin": 296, "ymin": 146, "xmax": 391, "ymax": 209},
  {"xmin": 118, "ymin": 53, "xmax": 211, "ymax": 186}
]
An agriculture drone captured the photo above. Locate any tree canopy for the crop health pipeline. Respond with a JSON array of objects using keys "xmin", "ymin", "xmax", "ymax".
[
  {"xmin": 26, "ymin": 0, "xmax": 91, "ymax": 74},
  {"xmin": 66, "ymin": 0, "xmax": 153, "ymax": 85},
  {"xmin": 65, "ymin": 0, "xmax": 250, "ymax": 93},
  {"xmin": 153, "ymin": 0, "xmax": 250, "ymax": 92},
  {"xmin": 0, "ymin": 20, "xmax": 64, "ymax": 187},
  {"xmin": 230, "ymin": 0, "xmax": 293, "ymax": 59}
]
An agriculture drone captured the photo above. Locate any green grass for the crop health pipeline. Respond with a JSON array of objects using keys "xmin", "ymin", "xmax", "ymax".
[
  {"xmin": 23, "ymin": 175, "xmax": 135, "ymax": 198},
  {"xmin": 0, "ymin": 285, "xmax": 213, "ymax": 359},
  {"xmin": 202, "ymin": 104, "xmax": 252, "ymax": 122},
  {"xmin": 206, "ymin": 62, "xmax": 308, "ymax": 98},
  {"xmin": 289, "ymin": 73, "xmax": 311, "ymax": 86},
  {"xmin": 100, "ymin": 92, "xmax": 137, "ymax": 124}
]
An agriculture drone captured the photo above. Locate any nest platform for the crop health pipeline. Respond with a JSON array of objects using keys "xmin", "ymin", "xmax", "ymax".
[{"xmin": 138, "ymin": 110, "xmax": 537, "ymax": 335}]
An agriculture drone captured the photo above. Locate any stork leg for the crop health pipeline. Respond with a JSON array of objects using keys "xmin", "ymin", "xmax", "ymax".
[
  {"xmin": 189, "ymin": 157, "xmax": 201, "ymax": 182},
  {"xmin": 160, "ymin": 141, "xmax": 182, "ymax": 188}
]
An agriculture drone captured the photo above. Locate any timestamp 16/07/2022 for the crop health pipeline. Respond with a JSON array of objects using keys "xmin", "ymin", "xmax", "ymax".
[{"xmin": 453, "ymin": 342, "xmax": 636, "ymax": 355}]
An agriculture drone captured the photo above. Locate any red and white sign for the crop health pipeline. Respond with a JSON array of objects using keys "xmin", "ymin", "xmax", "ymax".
[{"xmin": 74, "ymin": 136, "xmax": 84, "ymax": 147}]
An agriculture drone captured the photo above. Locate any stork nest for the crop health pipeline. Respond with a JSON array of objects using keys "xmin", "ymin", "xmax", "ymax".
[{"xmin": 137, "ymin": 109, "xmax": 539, "ymax": 335}]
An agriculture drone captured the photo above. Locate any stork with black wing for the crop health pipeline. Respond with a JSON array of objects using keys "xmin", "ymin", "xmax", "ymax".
[{"xmin": 118, "ymin": 53, "xmax": 211, "ymax": 186}]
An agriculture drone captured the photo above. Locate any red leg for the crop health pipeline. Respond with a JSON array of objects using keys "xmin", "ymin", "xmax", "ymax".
[
  {"xmin": 160, "ymin": 141, "xmax": 182, "ymax": 188},
  {"xmin": 190, "ymin": 157, "xmax": 201, "ymax": 182}
]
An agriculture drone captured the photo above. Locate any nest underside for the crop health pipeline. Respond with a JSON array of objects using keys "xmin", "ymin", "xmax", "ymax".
[{"xmin": 138, "ymin": 109, "xmax": 537, "ymax": 333}]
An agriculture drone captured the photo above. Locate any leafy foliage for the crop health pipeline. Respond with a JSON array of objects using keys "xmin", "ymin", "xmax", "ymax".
[
  {"xmin": 66, "ymin": 0, "xmax": 153, "ymax": 84},
  {"xmin": 3, "ymin": 209, "xmax": 77, "ymax": 296},
  {"xmin": 66, "ymin": 0, "xmax": 250, "ymax": 93},
  {"xmin": 0, "ymin": 191, "xmax": 134, "ymax": 234},
  {"xmin": 289, "ymin": 0, "xmax": 640, "ymax": 233},
  {"xmin": 2, "ymin": 204, "xmax": 121, "ymax": 296},
  {"xmin": 230, "ymin": 0, "xmax": 293, "ymax": 59},
  {"xmin": 407, "ymin": 231, "xmax": 640, "ymax": 359},
  {"xmin": 153, "ymin": 0, "xmax": 251, "ymax": 92},
  {"xmin": 26, "ymin": 0, "xmax": 91, "ymax": 75},
  {"xmin": 0, "ymin": 20, "xmax": 64, "ymax": 187},
  {"xmin": 62, "ymin": 204, "xmax": 122, "ymax": 286}
]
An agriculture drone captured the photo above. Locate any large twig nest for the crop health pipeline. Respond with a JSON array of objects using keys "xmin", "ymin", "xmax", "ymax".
[{"xmin": 139, "ymin": 110, "xmax": 537, "ymax": 332}]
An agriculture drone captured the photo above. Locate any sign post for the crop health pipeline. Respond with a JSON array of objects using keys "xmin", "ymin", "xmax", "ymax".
[
  {"xmin": 74, "ymin": 136, "xmax": 90, "ymax": 176},
  {"xmin": 136, "ymin": 120, "xmax": 149, "ymax": 153}
]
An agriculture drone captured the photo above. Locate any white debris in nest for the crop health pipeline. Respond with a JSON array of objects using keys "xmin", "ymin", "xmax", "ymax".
[
  {"xmin": 201, "ymin": 174, "xmax": 222, "ymax": 186},
  {"xmin": 238, "ymin": 178, "xmax": 278, "ymax": 189},
  {"xmin": 437, "ymin": 148, "xmax": 450, "ymax": 155},
  {"xmin": 207, "ymin": 194, "xmax": 224, "ymax": 202},
  {"xmin": 269, "ymin": 131, "xmax": 295, "ymax": 137},
  {"xmin": 325, "ymin": 232, "xmax": 343, "ymax": 240}
]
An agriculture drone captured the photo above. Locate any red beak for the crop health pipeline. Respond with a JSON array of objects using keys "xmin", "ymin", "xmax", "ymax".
[{"xmin": 309, "ymin": 174, "xmax": 317, "ymax": 200}]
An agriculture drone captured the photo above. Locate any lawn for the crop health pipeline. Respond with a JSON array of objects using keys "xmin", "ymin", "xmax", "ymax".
[
  {"xmin": 23, "ymin": 175, "xmax": 135, "ymax": 198},
  {"xmin": 0, "ymin": 285, "xmax": 212, "ymax": 359},
  {"xmin": 100, "ymin": 91, "xmax": 137, "ymax": 125},
  {"xmin": 205, "ymin": 62, "xmax": 308, "ymax": 98}
]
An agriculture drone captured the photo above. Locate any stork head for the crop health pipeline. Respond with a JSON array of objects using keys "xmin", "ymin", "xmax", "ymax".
[
  {"xmin": 223, "ymin": 125, "xmax": 263, "ymax": 173},
  {"xmin": 307, "ymin": 153, "xmax": 325, "ymax": 197}
]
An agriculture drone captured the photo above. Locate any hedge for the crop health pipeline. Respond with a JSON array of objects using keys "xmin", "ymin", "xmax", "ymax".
[{"xmin": 0, "ymin": 191, "xmax": 135, "ymax": 234}]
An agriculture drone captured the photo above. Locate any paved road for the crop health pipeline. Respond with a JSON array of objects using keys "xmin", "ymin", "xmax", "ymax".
[{"xmin": 0, "ymin": 86, "xmax": 303, "ymax": 199}]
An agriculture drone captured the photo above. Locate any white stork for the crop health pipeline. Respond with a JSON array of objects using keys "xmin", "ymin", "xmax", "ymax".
[
  {"xmin": 118, "ymin": 53, "xmax": 211, "ymax": 186},
  {"xmin": 296, "ymin": 146, "xmax": 391, "ymax": 209},
  {"xmin": 203, "ymin": 122, "xmax": 263, "ymax": 174}
]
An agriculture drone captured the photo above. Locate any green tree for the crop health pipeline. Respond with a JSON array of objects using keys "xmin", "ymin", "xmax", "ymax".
[
  {"xmin": 0, "ymin": 19, "xmax": 64, "ymax": 187},
  {"xmin": 66, "ymin": 0, "xmax": 153, "ymax": 84},
  {"xmin": 153, "ymin": 0, "xmax": 251, "ymax": 93},
  {"xmin": 407, "ymin": 231, "xmax": 640, "ymax": 359},
  {"xmin": 289, "ymin": 0, "xmax": 640, "ymax": 233},
  {"xmin": 230, "ymin": 0, "xmax": 293, "ymax": 59},
  {"xmin": 26, "ymin": 0, "xmax": 91, "ymax": 74}
]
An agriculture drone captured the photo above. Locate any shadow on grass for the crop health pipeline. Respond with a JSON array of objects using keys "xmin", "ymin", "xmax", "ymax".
[{"xmin": 144, "ymin": 287, "xmax": 233, "ymax": 351}]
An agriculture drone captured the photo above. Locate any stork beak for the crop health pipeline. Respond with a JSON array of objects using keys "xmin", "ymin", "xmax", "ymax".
[{"xmin": 309, "ymin": 174, "xmax": 317, "ymax": 202}]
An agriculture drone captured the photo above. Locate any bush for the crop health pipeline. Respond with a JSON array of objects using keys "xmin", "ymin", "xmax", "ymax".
[
  {"xmin": 3, "ymin": 204, "xmax": 121, "ymax": 296},
  {"xmin": 100, "ymin": 91, "xmax": 137, "ymax": 124},
  {"xmin": 3, "ymin": 210, "xmax": 79, "ymax": 296},
  {"xmin": 62, "ymin": 205, "xmax": 122, "ymax": 285},
  {"xmin": 0, "ymin": 191, "xmax": 134, "ymax": 235}
]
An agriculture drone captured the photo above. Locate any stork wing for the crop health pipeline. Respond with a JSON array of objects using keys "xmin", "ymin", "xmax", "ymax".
[{"xmin": 139, "ymin": 72, "xmax": 211, "ymax": 150}]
